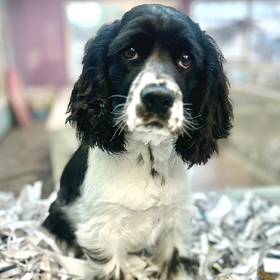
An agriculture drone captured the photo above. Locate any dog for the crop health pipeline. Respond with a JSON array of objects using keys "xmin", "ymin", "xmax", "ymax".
[{"xmin": 43, "ymin": 4, "xmax": 233, "ymax": 280}]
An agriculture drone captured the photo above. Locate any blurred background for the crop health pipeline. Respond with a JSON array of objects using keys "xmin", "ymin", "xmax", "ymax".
[{"xmin": 0, "ymin": 0, "xmax": 279, "ymax": 197}]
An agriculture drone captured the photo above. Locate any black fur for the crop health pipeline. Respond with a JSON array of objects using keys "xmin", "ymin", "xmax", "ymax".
[
  {"xmin": 175, "ymin": 33, "xmax": 233, "ymax": 166},
  {"xmin": 58, "ymin": 144, "xmax": 89, "ymax": 204},
  {"xmin": 43, "ymin": 201, "xmax": 77, "ymax": 246},
  {"xmin": 166, "ymin": 248, "xmax": 199, "ymax": 278},
  {"xmin": 136, "ymin": 153, "xmax": 144, "ymax": 166},
  {"xmin": 167, "ymin": 248, "xmax": 181, "ymax": 277},
  {"xmin": 66, "ymin": 21, "xmax": 126, "ymax": 153},
  {"xmin": 43, "ymin": 145, "xmax": 89, "ymax": 246},
  {"xmin": 180, "ymin": 256, "xmax": 199, "ymax": 276}
]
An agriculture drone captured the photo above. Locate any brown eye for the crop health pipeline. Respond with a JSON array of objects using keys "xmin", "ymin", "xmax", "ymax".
[
  {"xmin": 123, "ymin": 47, "xmax": 138, "ymax": 60},
  {"xmin": 178, "ymin": 53, "xmax": 191, "ymax": 69}
]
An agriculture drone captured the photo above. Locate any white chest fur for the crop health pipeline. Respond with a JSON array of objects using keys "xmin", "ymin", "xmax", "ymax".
[{"xmin": 68, "ymin": 136, "xmax": 190, "ymax": 253}]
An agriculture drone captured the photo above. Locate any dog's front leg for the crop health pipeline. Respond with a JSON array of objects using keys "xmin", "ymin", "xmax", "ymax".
[
  {"xmin": 82, "ymin": 246, "xmax": 125, "ymax": 280},
  {"xmin": 154, "ymin": 220, "xmax": 198, "ymax": 279},
  {"xmin": 75, "ymin": 219, "xmax": 126, "ymax": 280}
]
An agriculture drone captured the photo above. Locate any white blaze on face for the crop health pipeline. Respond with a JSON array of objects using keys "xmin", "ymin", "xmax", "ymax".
[
  {"xmin": 169, "ymin": 98, "xmax": 184, "ymax": 131},
  {"xmin": 126, "ymin": 68, "xmax": 184, "ymax": 135},
  {"xmin": 126, "ymin": 71, "xmax": 156, "ymax": 131}
]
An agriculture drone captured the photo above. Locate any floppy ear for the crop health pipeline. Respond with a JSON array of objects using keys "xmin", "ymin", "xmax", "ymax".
[
  {"xmin": 66, "ymin": 20, "xmax": 126, "ymax": 153},
  {"xmin": 175, "ymin": 33, "xmax": 233, "ymax": 167}
]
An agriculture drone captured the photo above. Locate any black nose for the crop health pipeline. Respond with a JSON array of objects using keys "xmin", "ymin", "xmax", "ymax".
[{"xmin": 141, "ymin": 86, "xmax": 175, "ymax": 115}]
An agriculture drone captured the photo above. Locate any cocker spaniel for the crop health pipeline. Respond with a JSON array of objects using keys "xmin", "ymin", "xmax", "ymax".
[{"xmin": 43, "ymin": 4, "xmax": 233, "ymax": 280}]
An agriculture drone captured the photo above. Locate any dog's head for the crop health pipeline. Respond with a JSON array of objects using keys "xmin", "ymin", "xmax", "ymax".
[{"xmin": 67, "ymin": 4, "xmax": 233, "ymax": 166}]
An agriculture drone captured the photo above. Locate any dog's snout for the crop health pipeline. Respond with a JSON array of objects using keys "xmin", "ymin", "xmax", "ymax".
[{"xmin": 141, "ymin": 86, "xmax": 175, "ymax": 115}]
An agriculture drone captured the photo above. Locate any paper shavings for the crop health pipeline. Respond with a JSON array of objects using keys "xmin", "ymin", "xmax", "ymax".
[
  {"xmin": 0, "ymin": 182, "xmax": 280, "ymax": 279},
  {"xmin": 192, "ymin": 192, "xmax": 280, "ymax": 280}
]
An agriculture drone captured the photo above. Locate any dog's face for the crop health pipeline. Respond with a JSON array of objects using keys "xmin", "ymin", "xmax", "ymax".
[
  {"xmin": 107, "ymin": 6, "xmax": 206, "ymax": 142},
  {"xmin": 118, "ymin": 48, "xmax": 185, "ymax": 138},
  {"xmin": 67, "ymin": 4, "xmax": 233, "ymax": 166}
]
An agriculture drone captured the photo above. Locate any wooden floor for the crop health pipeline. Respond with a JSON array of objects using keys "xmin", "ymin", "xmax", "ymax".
[
  {"xmin": 0, "ymin": 123, "xmax": 53, "ymax": 197},
  {"xmin": 191, "ymin": 145, "xmax": 270, "ymax": 192}
]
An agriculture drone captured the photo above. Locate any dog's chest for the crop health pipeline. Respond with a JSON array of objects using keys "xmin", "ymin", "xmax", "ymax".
[
  {"xmin": 73, "ymin": 144, "xmax": 188, "ymax": 250},
  {"xmin": 83, "ymin": 144, "xmax": 187, "ymax": 209}
]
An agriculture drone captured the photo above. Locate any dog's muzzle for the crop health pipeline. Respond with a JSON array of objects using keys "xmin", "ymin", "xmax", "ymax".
[{"xmin": 125, "ymin": 71, "xmax": 184, "ymax": 137}]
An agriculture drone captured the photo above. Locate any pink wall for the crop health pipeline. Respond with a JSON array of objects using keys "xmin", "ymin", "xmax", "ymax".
[
  {"xmin": 180, "ymin": 0, "xmax": 192, "ymax": 14},
  {"xmin": 7, "ymin": 0, "xmax": 68, "ymax": 87}
]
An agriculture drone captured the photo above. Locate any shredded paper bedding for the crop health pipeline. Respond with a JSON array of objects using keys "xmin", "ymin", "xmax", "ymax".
[{"xmin": 0, "ymin": 182, "xmax": 280, "ymax": 280}]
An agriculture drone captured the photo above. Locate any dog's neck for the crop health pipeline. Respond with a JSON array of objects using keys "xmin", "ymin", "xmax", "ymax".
[
  {"xmin": 93, "ymin": 132, "xmax": 180, "ymax": 186},
  {"xmin": 122, "ymin": 132, "xmax": 178, "ymax": 185},
  {"xmin": 126, "ymin": 132, "xmax": 175, "ymax": 160}
]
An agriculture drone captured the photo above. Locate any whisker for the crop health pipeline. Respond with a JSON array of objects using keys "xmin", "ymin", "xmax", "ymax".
[
  {"xmin": 183, "ymin": 119, "xmax": 198, "ymax": 128},
  {"xmin": 113, "ymin": 115, "xmax": 127, "ymax": 127},
  {"xmin": 113, "ymin": 111, "xmax": 126, "ymax": 116},
  {"xmin": 114, "ymin": 103, "xmax": 125, "ymax": 109},
  {"xmin": 117, "ymin": 122, "xmax": 127, "ymax": 136},
  {"xmin": 113, "ymin": 110, "xmax": 127, "ymax": 125},
  {"xmin": 191, "ymin": 114, "xmax": 202, "ymax": 120},
  {"xmin": 183, "ymin": 110, "xmax": 202, "ymax": 121},
  {"xmin": 183, "ymin": 115, "xmax": 202, "ymax": 130},
  {"xmin": 110, "ymin": 127, "xmax": 121, "ymax": 142},
  {"xmin": 112, "ymin": 103, "xmax": 126, "ymax": 113},
  {"xmin": 110, "ymin": 117, "xmax": 127, "ymax": 141},
  {"xmin": 183, "ymin": 119, "xmax": 203, "ymax": 131},
  {"xmin": 183, "ymin": 109, "xmax": 192, "ymax": 114},
  {"xmin": 108, "ymin": 95, "xmax": 127, "ymax": 99},
  {"xmin": 180, "ymin": 125, "xmax": 191, "ymax": 138}
]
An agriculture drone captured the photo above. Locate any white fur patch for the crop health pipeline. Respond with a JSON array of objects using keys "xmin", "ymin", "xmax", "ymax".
[
  {"xmin": 125, "ymin": 58, "xmax": 184, "ymax": 138},
  {"xmin": 66, "ymin": 135, "xmax": 191, "ymax": 278},
  {"xmin": 168, "ymin": 100, "xmax": 184, "ymax": 131}
]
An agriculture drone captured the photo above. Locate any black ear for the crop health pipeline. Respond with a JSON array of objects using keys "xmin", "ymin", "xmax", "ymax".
[
  {"xmin": 66, "ymin": 21, "xmax": 126, "ymax": 153},
  {"xmin": 175, "ymin": 32, "xmax": 233, "ymax": 167}
]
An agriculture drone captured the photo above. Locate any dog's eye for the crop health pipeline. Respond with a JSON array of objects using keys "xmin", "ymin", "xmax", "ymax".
[
  {"xmin": 178, "ymin": 53, "xmax": 191, "ymax": 69},
  {"xmin": 123, "ymin": 47, "xmax": 138, "ymax": 60}
]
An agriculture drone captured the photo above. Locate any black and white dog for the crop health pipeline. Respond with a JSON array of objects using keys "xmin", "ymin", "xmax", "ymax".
[{"xmin": 44, "ymin": 4, "xmax": 233, "ymax": 280}]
